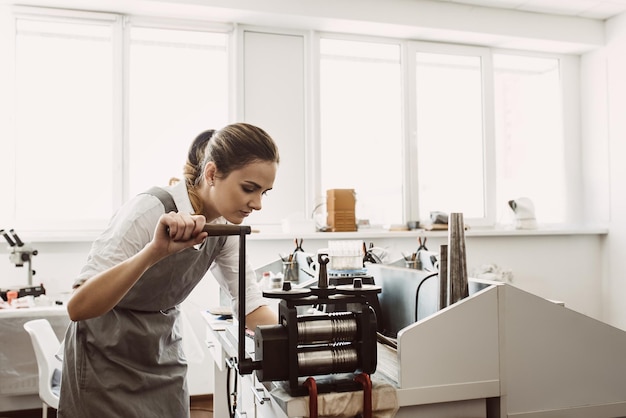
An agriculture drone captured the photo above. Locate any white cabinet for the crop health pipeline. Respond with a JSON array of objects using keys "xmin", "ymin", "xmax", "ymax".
[{"xmin": 242, "ymin": 375, "xmax": 289, "ymax": 418}]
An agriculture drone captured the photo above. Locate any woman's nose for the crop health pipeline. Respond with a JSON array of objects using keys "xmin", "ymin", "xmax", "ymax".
[{"xmin": 249, "ymin": 194, "xmax": 262, "ymax": 211}]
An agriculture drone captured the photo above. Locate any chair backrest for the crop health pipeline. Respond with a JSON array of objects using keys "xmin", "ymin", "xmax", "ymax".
[{"xmin": 23, "ymin": 319, "xmax": 62, "ymax": 409}]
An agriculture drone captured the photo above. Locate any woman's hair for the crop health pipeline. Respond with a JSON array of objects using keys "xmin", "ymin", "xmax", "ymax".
[{"xmin": 183, "ymin": 123, "xmax": 280, "ymax": 214}]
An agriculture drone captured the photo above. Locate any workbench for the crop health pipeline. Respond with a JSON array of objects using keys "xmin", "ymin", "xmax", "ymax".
[
  {"xmin": 202, "ymin": 310, "xmax": 485, "ymax": 418},
  {"xmin": 203, "ymin": 276, "xmax": 626, "ymax": 417},
  {"xmin": 0, "ymin": 305, "xmax": 69, "ymax": 412}
]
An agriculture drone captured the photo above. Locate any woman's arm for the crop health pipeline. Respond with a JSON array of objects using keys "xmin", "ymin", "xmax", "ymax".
[
  {"xmin": 245, "ymin": 305, "xmax": 277, "ymax": 330},
  {"xmin": 67, "ymin": 212, "xmax": 208, "ymax": 321}
]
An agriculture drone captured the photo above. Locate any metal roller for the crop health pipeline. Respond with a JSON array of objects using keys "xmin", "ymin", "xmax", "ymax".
[
  {"xmin": 297, "ymin": 345, "xmax": 359, "ymax": 376},
  {"xmin": 297, "ymin": 312, "xmax": 358, "ymax": 344}
]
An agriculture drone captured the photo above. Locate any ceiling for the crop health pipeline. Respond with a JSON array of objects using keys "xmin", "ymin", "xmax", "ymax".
[{"xmin": 433, "ymin": 0, "xmax": 626, "ymax": 19}]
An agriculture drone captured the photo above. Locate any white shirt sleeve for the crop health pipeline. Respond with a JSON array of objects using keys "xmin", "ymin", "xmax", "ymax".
[
  {"xmin": 73, "ymin": 194, "xmax": 164, "ymax": 288},
  {"xmin": 74, "ymin": 181, "xmax": 193, "ymax": 288}
]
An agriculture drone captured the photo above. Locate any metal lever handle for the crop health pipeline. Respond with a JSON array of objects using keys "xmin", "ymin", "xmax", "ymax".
[
  {"xmin": 202, "ymin": 224, "xmax": 251, "ymax": 236},
  {"xmin": 251, "ymin": 387, "xmax": 270, "ymax": 405}
]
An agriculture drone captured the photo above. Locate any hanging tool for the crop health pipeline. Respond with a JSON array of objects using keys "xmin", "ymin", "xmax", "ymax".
[
  {"xmin": 294, "ymin": 238, "xmax": 304, "ymax": 252},
  {"xmin": 363, "ymin": 242, "xmax": 382, "ymax": 264}
]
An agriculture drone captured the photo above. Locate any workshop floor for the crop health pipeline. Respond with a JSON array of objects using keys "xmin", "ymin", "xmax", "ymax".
[
  {"xmin": 190, "ymin": 395, "xmax": 214, "ymax": 418},
  {"xmin": 1, "ymin": 396, "xmax": 213, "ymax": 418}
]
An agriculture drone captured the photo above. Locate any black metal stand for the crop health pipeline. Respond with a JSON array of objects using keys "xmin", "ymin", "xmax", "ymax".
[{"xmin": 202, "ymin": 224, "xmax": 258, "ymax": 375}]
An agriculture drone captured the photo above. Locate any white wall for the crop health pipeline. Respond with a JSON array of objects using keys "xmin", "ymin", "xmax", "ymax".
[
  {"xmin": 245, "ymin": 231, "xmax": 607, "ymax": 320},
  {"xmin": 577, "ymin": 10, "xmax": 626, "ymax": 331},
  {"xmin": 6, "ymin": 0, "xmax": 605, "ymax": 53},
  {"xmin": 1, "ymin": 231, "xmax": 608, "ymax": 321},
  {"xmin": 600, "ymin": 12, "xmax": 626, "ymax": 330}
]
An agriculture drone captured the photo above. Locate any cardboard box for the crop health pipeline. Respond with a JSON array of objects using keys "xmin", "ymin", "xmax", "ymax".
[
  {"xmin": 326, "ymin": 189, "xmax": 357, "ymax": 231},
  {"xmin": 327, "ymin": 189, "xmax": 355, "ymax": 212}
]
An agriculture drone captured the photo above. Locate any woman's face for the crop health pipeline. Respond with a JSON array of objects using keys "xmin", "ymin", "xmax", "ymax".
[{"xmin": 205, "ymin": 160, "xmax": 278, "ymax": 224}]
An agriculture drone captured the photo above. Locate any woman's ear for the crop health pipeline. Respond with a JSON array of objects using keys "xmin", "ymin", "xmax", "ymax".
[{"xmin": 203, "ymin": 161, "xmax": 217, "ymax": 186}]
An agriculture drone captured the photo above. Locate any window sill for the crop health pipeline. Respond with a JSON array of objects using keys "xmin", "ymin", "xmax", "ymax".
[
  {"xmin": 248, "ymin": 224, "xmax": 609, "ymax": 241},
  {"xmin": 18, "ymin": 224, "xmax": 608, "ymax": 244}
]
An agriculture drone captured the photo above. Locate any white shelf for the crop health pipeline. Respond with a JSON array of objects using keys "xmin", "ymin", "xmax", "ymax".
[{"xmin": 247, "ymin": 225, "xmax": 609, "ymax": 241}]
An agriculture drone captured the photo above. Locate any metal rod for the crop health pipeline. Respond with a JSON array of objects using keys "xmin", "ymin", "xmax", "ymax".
[
  {"xmin": 238, "ymin": 227, "xmax": 247, "ymax": 373},
  {"xmin": 354, "ymin": 373, "xmax": 373, "ymax": 418},
  {"xmin": 201, "ymin": 224, "xmax": 255, "ymax": 375},
  {"xmin": 448, "ymin": 213, "xmax": 469, "ymax": 305},
  {"xmin": 203, "ymin": 224, "xmax": 251, "ymax": 236},
  {"xmin": 304, "ymin": 377, "xmax": 318, "ymax": 418},
  {"xmin": 439, "ymin": 244, "xmax": 448, "ymax": 310}
]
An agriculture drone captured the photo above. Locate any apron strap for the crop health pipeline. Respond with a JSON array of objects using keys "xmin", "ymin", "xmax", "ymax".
[
  {"xmin": 142, "ymin": 186, "xmax": 228, "ymax": 248},
  {"xmin": 143, "ymin": 187, "xmax": 178, "ymax": 213}
]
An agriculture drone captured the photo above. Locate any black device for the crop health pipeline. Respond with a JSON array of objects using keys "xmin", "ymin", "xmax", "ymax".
[
  {"xmin": 205, "ymin": 227, "xmax": 380, "ymax": 400},
  {"xmin": 1, "ymin": 284, "xmax": 46, "ymax": 301},
  {"xmin": 253, "ymin": 253, "xmax": 380, "ymax": 396}
]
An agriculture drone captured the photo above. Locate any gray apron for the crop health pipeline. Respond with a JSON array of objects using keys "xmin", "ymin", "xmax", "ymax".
[{"xmin": 59, "ymin": 188, "xmax": 225, "ymax": 418}]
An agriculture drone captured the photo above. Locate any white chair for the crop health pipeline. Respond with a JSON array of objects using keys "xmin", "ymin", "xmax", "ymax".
[{"xmin": 23, "ymin": 319, "xmax": 62, "ymax": 418}]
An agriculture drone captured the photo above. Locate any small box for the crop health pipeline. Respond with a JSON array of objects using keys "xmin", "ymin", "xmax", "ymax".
[
  {"xmin": 327, "ymin": 210, "xmax": 357, "ymax": 232},
  {"xmin": 327, "ymin": 189, "xmax": 355, "ymax": 212},
  {"xmin": 326, "ymin": 189, "xmax": 357, "ymax": 231}
]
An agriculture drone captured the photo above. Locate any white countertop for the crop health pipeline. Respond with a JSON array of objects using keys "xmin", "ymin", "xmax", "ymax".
[{"xmin": 0, "ymin": 304, "xmax": 68, "ymax": 319}]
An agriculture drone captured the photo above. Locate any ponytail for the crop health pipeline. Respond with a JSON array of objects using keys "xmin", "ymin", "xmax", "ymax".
[{"xmin": 183, "ymin": 129, "xmax": 215, "ymax": 213}]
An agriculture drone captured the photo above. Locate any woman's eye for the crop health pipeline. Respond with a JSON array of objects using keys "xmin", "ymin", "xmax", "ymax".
[{"xmin": 242, "ymin": 186, "xmax": 255, "ymax": 193}]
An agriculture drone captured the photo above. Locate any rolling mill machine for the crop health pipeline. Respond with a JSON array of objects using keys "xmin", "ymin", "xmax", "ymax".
[{"xmin": 206, "ymin": 224, "xmax": 380, "ymax": 418}]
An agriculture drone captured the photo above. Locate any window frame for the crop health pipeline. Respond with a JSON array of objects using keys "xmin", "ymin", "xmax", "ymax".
[
  {"xmin": 4, "ymin": 6, "xmax": 123, "ymax": 233},
  {"xmin": 1, "ymin": 6, "xmax": 236, "ymax": 237},
  {"xmin": 490, "ymin": 48, "xmax": 582, "ymax": 225},
  {"xmin": 315, "ymin": 32, "xmax": 407, "ymax": 227},
  {"xmin": 123, "ymin": 16, "xmax": 233, "ymax": 203},
  {"xmin": 0, "ymin": 5, "xmax": 581, "ymax": 237},
  {"xmin": 406, "ymin": 40, "xmax": 496, "ymax": 226}
]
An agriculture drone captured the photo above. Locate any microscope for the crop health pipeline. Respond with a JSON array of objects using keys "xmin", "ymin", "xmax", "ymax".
[{"xmin": 1, "ymin": 228, "xmax": 45, "ymax": 299}]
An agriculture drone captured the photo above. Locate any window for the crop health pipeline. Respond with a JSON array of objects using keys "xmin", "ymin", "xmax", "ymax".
[
  {"xmin": 408, "ymin": 43, "xmax": 569, "ymax": 227},
  {"xmin": 128, "ymin": 24, "xmax": 229, "ymax": 199},
  {"xmin": 10, "ymin": 11, "xmax": 118, "ymax": 232},
  {"xmin": 319, "ymin": 38, "xmax": 404, "ymax": 227},
  {"xmin": 493, "ymin": 54, "xmax": 565, "ymax": 224},
  {"xmin": 1, "ymin": 8, "xmax": 231, "ymax": 234},
  {"xmin": 413, "ymin": 48, "xmax": 488, "ymax": 222},
  {"xmin": 2, "ymin": 6, "xmax": 574, "ymax": 235}
]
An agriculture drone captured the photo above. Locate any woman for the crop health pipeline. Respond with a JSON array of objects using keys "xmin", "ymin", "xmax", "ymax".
[{"xmin": 58, "ymin": 123, "xmax": 279, "ymax": 417}]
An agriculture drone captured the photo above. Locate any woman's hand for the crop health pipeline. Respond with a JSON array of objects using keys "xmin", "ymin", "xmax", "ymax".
[{"xmin": 151, "ymin": 212, "xmax": 209, "ymax": 258}]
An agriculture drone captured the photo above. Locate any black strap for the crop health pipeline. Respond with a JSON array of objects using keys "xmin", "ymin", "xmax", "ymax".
[{"xmin": 143, "ymin": 187, "xmax": 177, "ymax": 213}]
